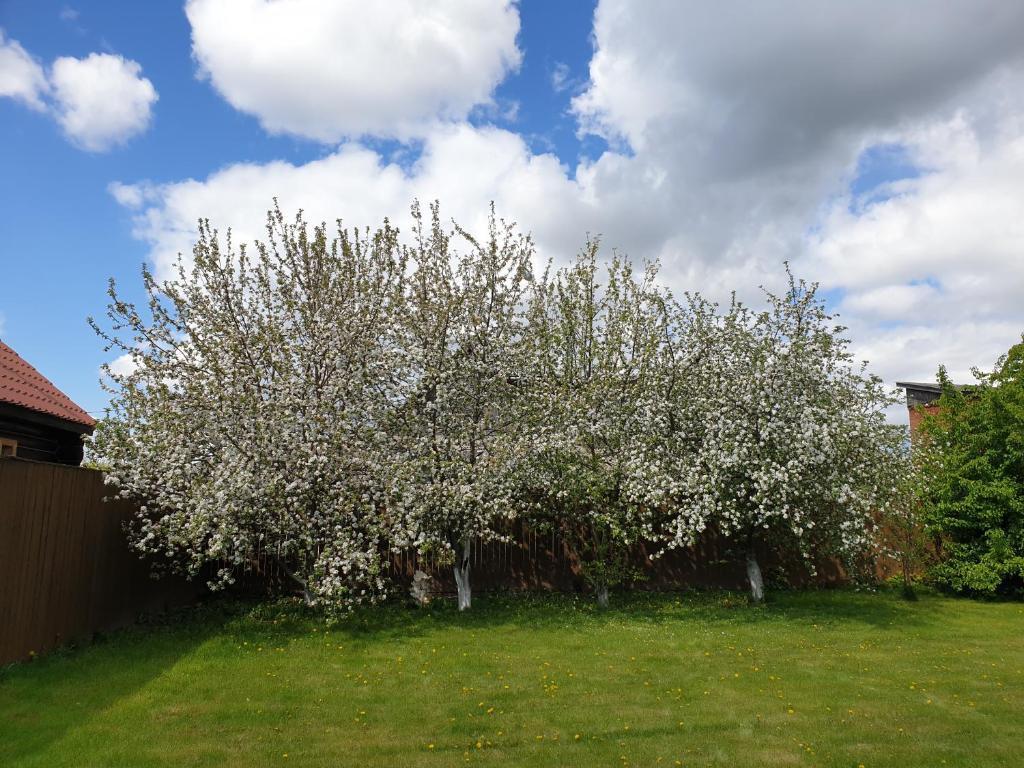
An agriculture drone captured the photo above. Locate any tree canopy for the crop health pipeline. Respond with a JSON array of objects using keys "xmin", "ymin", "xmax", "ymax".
[
  {"xmin": 91, "ymin": 202, "xmax": 902, "ymax": 608},
  {"xmin": 918, "ymin": 337, "xmax": 1024, "ymax": 596}
]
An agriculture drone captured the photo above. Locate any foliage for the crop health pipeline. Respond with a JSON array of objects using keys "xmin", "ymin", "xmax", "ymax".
[
  {"xmin": 917, "ymin": 338, "xmax": 1024, "ymax": 596},
  {"xmin": 632, "ymin": 269, "xmax": 903, "ymax": 600},
  {"xmin": 92, "ymin": 202, "xmax": 902, "ymax": 609},
  {"xmin": 90, "ymin": 206, "xmax": 406, "ymax": 609},
  {"xmin": 576, "ymin": 546, "xmax": 647, "ymax": 599},
  {"xmin": 516, "ymin": 245, "xmax": 668, "ymax": 604},
  {"xmin": 873, "ymin": 437, "xmax": 933, "ymax": 598},
  {"xmin": 383, "ymin": 202, "xmax": 535, "ymax": 609}
]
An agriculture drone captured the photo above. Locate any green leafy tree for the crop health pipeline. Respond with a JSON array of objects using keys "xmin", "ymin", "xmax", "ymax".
[{"xmin": 918, "ymin": 337, "xmax": 1024, "ymax": 596}]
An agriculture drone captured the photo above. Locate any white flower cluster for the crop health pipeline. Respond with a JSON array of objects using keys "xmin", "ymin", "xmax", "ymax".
[
  {"xmin": 623, "ymin": 276, "xmax": 906, "ymax": 579},
  {"xmin": 91, "ymin": 205, "xmax": 903, "ymax": 608}
]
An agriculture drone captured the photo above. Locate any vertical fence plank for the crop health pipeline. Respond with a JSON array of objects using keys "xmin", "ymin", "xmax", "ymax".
[
  {"xmin": 16, "ymin": 461, "xmax": 46, "ymax": 655},
  {"xmin": 0, "ymin": 461, "xmax": 31, "ymax": 660}
]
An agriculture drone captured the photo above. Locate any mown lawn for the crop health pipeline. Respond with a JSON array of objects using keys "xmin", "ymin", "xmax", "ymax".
[{"xmin": 1, "ymin": 589, "xmax": 1022, "ymax": 767}]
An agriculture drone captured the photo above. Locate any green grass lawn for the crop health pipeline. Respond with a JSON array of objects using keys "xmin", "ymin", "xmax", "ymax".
[{"xmin": 2, "ymin": 589, "xmax": 1022, "ymax": 767}]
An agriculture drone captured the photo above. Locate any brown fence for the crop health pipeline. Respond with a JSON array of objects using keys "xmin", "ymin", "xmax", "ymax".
[
  {"xmin": 224, "ymin": 519, "xmax": 802, "ymax": 602},
  {"xmin": 0, "ymin": 458, "xmax": 200, "ymax": 665},
  {"xmin": 386, "ymin": 522, "xmax": 843, "ymax": 596},
  {"xmin": 1, "ymin": 457, "xmax": 848, "ymax": 664}
]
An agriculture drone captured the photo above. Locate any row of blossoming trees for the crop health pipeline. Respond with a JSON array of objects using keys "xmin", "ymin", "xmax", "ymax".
[{"xmin": 90, "ymin": 203, "xmax": 906, "ymax": 610}]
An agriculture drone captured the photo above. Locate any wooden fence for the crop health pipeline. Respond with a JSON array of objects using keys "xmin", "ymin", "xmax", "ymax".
[
  {"xmin": 226, "ymin": 522, "xmax": 764, "ymax": 597},
  {"xmin": 1, "ymin": 457, "xmax": 848, "ymax": 664},
  {"xmin": 0, "ymin": 459, "xmax": 199, "ymax": 665},
  {"xmin": 385, "ymin": 522, "xmax": 842, "ymax": 596},
  {"xmin": 220, "ymin": 520, "xmax": 795, "ymax": 603}
]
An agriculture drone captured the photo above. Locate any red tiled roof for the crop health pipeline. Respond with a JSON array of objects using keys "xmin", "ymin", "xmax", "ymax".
[{"xmin": 0, "ymin": 340, "xmax": 96, "ymax": 429}]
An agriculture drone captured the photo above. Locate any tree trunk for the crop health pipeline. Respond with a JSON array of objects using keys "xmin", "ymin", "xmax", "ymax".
[
  {"xmin": 596, "ymin": 584, "xmax": 610, "ymax": 609},
  {"xmin": 746, "ymin": 552, "xmax": 765, "ymax": 603},
  {"xmin": 900, "ymin": 553, "xmax": 918, "ymax": 600},
  {"xmin": 284, "ymin": 566, "xmax": 315, "ymax": 606},
  {"xmin": 453, "ymin": 537, "xmax": 472, "ymax": 611}
]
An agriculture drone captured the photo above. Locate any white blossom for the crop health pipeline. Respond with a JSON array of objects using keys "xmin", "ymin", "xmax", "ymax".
[
  {"xmin": 91, "ymin": 206, "xmax": 405, "ymax": 609},
  {"xmin": 91, "ymin": 204, "xmax": 901, "ymax": 610}
]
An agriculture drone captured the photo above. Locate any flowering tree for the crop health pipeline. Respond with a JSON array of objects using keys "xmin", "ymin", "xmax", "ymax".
[
  {"xmin": 90, "ymin": 206, "xmax": 406, "ymax": 609},
  {"xmin": 92, "ymin": 195, "xmax": 904, "ymax": 610},
  {"xmin": 384, "ymin": 203, "xmax": 535, "ymax": 610},
  {"xmin": 619, "ymin": 291, "xmax": 719, "ymax": 556},
  {"xmin": 635, "ymin": 271, "xmax": 901, "ymax": 601},
  {"xmin": 875, "ymin": 439, "xmax": 931, "ymax": 599},
  {"xmin": 517, "ymin": 245, "xmax": 670, "ymax": 607}
]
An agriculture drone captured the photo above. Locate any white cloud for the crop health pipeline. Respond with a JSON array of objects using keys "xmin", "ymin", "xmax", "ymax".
[
  {"xmin": 839, "ymin": 283, "xmax": 941, "ymax": 322},
  {"xmin": 2, "ymin": 30, "xmax": 158, "ymax": 151},
  {"xmin": 574, "ymin": 1, "xmax": 1024, "ymax": 156},
  {"xmin": 110, "ymin": 2, "xmax": 1024, "ymax": 422},
  {"xmin": 106, "ymin": 353, "xmax": 138, "ymax": 378},
  {"xmin": 550, "ymin": 62, "xmax": 572, "ymax": 93},
  {"xmin": 0, "ymin": 30, "xmax": 49, "ymax": 110},
  {"xmin": 810, "ymin": 113, "xmax": 1024, "ymax": 391},
  {"xmin": 814, "ymin": 119, "xmax": 1024, "ymax": 306},
  {"xmin": 185, "ymin": 0, "xmax": 521, "ymax": 142},
  {"xmin": 108, "ymin": 180, "xmax": 160, "ymax": 209},
  {"xmin": 113, "ymin": 124, "xmax": 583, "ymax": 279},
  {"xmin": 50, "ymin": 53, "xmax": 158, "ymax": 151},
  {"xmin": 564, "ymin": 1, "xmax": 1024, "ymax": 271},
  {"xmin": 847, "ymin": 321, "xmax": 1022, "ymax": 391}
]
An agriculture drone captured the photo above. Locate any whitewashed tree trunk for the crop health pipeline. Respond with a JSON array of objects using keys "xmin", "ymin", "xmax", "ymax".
[
  {"xmin": 410, "ymin": 569, "xmax": 432, "ymax": 606},
  {"xmin": 746, "ymin": 552, "xmax": 765, "ymax": 603},
  {"xmin": 596, "ymin": 584, "xmax": 610, "ymax": 609},
  {"xmin": 453, "ymin": 537, "xmax": 472, "ymax": 610},
  {"xmin": 285, "ymin": 567, "xmax": 316, "ymax": 606}
]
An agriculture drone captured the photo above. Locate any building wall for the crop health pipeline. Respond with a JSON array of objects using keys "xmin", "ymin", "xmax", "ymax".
[
  {"xmin": 908, "ymin": 403, "xmax": 941, "ymax": 443},
  {"xmin": 0, "ymin": 404, "xmax": 87, "ymax": 465}
]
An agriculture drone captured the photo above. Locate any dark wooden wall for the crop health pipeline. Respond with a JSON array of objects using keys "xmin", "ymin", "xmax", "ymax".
[
  {"xmin": 0, "ymin": 403, "xmax": 88, "ymax": 465},
  {"xmin": 0, "ymin": 459, "xmax": 199, "ymax": 665}
]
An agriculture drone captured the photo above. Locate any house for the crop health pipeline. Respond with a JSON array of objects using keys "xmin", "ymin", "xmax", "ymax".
[
  {"xmin": 0, "ymin": 340, "xmax": 96, "ymax": 465},
  {"xmin": 895, "ymin": 380, "xmax": 973, "ymax": 443}
]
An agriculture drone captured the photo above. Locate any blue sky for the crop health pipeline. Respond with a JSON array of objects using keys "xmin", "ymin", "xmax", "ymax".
[
  {"xmin": 2, "ymin": 1, "xmax": 1023, "ymax": 422},
  {"xmin": 0, "ymin": 1, "xmax": 603, "ymax": 417},
  {"xmin": 0, "ymin": 1, "xmax": 593, "ymax": 416}
]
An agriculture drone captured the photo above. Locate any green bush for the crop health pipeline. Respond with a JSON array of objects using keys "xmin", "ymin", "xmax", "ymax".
[{"xmin": 918, "ymin": 336, "xmax": 1024, "ymax": 597}]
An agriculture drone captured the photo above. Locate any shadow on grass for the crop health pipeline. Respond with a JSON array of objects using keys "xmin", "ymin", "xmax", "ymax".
[
  {"xmin": 231, "ymin": 585, "xmax": 932, "ymax": 650},
  {"xmin": 0, "ymin": 600, "xmax": 237, "ymax": 766},
  {"xmin": 0, "ymin": 586, "xmax": 935, "ymax": 765},
  {"xmin": 741, "ymin": 586, "xmax": 937, "ymax": 628}
]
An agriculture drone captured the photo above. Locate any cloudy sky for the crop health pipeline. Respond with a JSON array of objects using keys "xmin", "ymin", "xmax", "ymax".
[{"xmin": 2, "ymin": 1, "xmax": 1023, "ymax": 422}]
